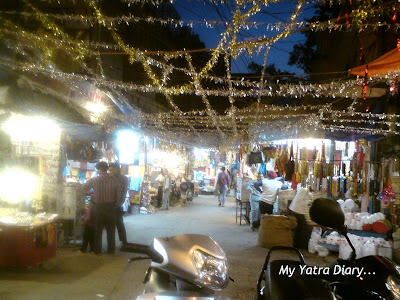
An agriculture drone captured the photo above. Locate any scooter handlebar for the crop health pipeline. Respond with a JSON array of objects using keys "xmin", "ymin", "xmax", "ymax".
[{"xmin": 121, "ymin": 243, "xmax": 163, "ymax": 264}]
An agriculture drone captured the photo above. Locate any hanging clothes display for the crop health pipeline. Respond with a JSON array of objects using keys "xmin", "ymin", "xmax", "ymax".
[{"xmin": 285, "ymin": 143, "xmax": 295, "ymax": 181}]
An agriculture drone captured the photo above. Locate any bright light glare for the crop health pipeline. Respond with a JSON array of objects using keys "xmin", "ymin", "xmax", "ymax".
[
  {"xmin": 2, "ymin": 115, "xmax": 60, "ymax": 142},
  {"xmin": 297, "ymin": 138, "xmax": 331, "ymax": 150},
  {"xmin": 117, "ymin": 130, "xmax": 139, "ymax": 164},
  {"xmin": 85, "ymin": 102, "xmax": 107, "ymax": 115},
  {"xmin": 273, "ymin": 139, "xmax": 331, "ymax": 150},
  {"xmin": 152, "ymin": 149, "xmax": 183, "ymax": 170},
  {"xmin": 0, "ymin": 168, "xmax": 38, "ymax": 204}
]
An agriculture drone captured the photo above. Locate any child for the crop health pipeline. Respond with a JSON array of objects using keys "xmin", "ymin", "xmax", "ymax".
[{"xmin": 80, "ymin": 199, "xmax": 94, "ymax": 253}]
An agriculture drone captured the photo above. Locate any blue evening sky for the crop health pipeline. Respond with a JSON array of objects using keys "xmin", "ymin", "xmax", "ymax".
[{"xmin": 173, "ymin": 0, "xmax": 316, "ymax": 75}]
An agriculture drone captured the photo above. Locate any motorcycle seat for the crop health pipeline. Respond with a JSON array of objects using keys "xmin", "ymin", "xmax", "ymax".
[{"xmin": 264, "ymin": 260, "xmax": 334, "ymax": 300}]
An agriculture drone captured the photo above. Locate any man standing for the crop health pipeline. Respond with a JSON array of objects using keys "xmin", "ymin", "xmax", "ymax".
[
  {"xmin": 259, "ymin": 171, "xmax": 282, "ymax": 215},
  {"xmin": 162, "ymin": 169, "xmax": 171, "ymax": 210},
  {"xmin": 109, "ymin": 163, "xmax": 129, "ymax": 245},
  {"xmin": 245, "ymin": 172, "xmax": 263, "ymax": 230},
  {"xmin": 217, "ymin": 167, "xmax": 230, "ymax": 207},
  {"xmin": 81, "ymin": 161, "xmax": 121, "ymax": 254},
  {"xmin": 155, "ymin": 169, "xmax": 165, "ymax": 208}
]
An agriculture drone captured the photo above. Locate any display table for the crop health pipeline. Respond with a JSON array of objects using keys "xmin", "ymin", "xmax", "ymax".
[{"xmin": 0, "ymin": 213, "xmax": 58, "ymax": 267}]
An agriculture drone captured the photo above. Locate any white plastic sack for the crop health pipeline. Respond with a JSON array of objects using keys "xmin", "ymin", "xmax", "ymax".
[
  {"xmin": 362, "ymin": 240, "xmax": 377, "ymax": 257},
  {"xmin": 339, "ymin": 242, "xmax": 352, "ymax": 260},
  {"xmin": 308, "ymin": 227, "xmax": 322, "ymax": 254},
  {"xmin": 316, "ymin": 245, "xmax": 329, "ymax": 257}
]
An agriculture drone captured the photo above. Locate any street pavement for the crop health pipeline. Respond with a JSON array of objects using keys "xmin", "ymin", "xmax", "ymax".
[{"xmin": 0, "ymin": 194, "xmax": 334, "ymax": 300}]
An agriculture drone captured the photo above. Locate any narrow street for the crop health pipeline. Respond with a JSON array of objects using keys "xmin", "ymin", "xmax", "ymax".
[{"xmin": 0, "ymin": 194, "xmax": 332, "ymax": 300}]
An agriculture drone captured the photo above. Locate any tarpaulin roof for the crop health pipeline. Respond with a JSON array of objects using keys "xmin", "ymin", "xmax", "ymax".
[{"xmin": 349, "ymin": 47, "xmax": 400, "ymax": 76}]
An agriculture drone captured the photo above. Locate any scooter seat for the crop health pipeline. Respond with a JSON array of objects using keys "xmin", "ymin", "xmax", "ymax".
[{"xmin": 264, "ymin": 260, "xmax": 334, "ymax": 300}]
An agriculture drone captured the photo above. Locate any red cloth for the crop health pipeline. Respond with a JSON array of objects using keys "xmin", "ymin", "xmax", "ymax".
[
  {"xmin": 371, "ymin": 221, "xmax": 390, "ymax": 234},
  {"xmin": 291, "ymin": 173, "xmax": 297, "ymax": 190},
  {"xmin": 84, "ymin": 206, "xmax": 94, "ymax": 226},
  {"xmin": 362, "ymin": 224, "xmax": 372, "ymax": 231}
]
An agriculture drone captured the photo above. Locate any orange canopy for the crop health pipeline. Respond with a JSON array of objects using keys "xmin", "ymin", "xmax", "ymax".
[{"xmin": 349, "ymin": 47, "xmax": 400, "ymax": 76}]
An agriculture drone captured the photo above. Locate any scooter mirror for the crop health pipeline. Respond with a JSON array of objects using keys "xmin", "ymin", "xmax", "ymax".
[{"xmin": 310, "ymin": 198, "xmax": 345, "ymax": 231}]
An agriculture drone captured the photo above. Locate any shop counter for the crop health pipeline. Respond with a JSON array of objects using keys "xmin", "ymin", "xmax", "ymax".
[{"xmin": 0, "ymin": 214, "xmax": 58, "ymax": 267}]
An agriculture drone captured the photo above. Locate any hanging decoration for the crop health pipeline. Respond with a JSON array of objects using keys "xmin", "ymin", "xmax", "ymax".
[{"xmin": 0, "ymin": 0, "xmax": 399, "ymax": 149}]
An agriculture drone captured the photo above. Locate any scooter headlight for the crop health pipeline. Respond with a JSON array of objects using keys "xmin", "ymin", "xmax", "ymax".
[
  {"xmin": 191, "ymin": 249, "xmax": 229, "ymax": 290},
  {"xmin": 388, "ymin": 275, "xmax": 400, "ymax": 299}
]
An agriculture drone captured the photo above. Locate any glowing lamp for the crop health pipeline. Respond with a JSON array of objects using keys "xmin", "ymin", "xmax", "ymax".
[
  {"xmin": 2, "ymin": 115, "xmax": 60, "ymax": 142},
  {"xmin": 85, "ymin": 102, "xmax": 107, "ymax": 115},
  {"xmin": 0, "ymin": 168, "xmax": 38, "ymax": 204}
]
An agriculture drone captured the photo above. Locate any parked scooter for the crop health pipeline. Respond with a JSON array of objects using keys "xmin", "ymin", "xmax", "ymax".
[
  {"xmin": 256, "ymin": 198, "xmax": 400, "ymax": 300},
  {"xmin": 121, "ymin": 233, "xmax": 232, "ymax": 299}
]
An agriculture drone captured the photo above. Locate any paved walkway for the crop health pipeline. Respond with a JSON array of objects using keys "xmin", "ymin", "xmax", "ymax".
[{"xmin": 0, "ymin": 194, "xmax": 333, "ymax": 300}]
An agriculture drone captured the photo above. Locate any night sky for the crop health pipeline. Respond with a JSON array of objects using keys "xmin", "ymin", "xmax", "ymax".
[{"xmin": 173, "ymin": 0, "xmax": 315, "ymax": 74}]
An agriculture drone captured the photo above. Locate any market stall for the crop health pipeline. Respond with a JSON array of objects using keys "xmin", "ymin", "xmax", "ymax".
[
  {"xmin": 0, "ymin": 114, "xmax": 62, "ymax": 266},
  {"xmin": 0, "ymin": 212, "xmax": 58, "ymax": 267},
  {"xmin": 240, "ymin": 136, "xmax": 400, "ymax": 253},
  {"xmin": 192, "ymin": 148, "xmax": 240, "ymax": 194}
]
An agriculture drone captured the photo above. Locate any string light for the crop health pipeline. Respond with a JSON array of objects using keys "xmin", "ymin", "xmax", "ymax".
[{"xmin": 0, "ymin": 0, "xmax": 399, "ymax": 148}]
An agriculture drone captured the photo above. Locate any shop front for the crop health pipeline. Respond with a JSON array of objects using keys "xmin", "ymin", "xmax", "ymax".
[
  {"xmin": 238, "ymin": 133, "xmax": 397, "ymax": 258},
  {"xmin": 192, "ymin": 148, "xmax": 240, "ymax": 195},
  {"xmin": 0, "ymin": 114, "xmax": 61, "ymax": 266}
]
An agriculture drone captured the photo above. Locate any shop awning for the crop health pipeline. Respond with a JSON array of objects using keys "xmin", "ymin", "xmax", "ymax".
[
  {"xmin": 57, "ymin": 120, "xmax": 110, "ymax": 142},
  {"xmin": 349, "ymin": 47, "xmax": 400, "ymax": 76}
]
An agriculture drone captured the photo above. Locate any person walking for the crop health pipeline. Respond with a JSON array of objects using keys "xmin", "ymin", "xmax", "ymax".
[
  {"xmin": 245, "ymin": 172, "xmax": 263, "ymax": 230},
  {"xmin": 81, "ymin": 161, "xmax": 121, "ymax": 255},
  {"xmin": 109, "ymin": 162, "xmax": 129, "ymax": 245},
  {"xmin": 259, "ymin": 170, "xmax": 282, "ymax": 215},
  {"xmin": 217, "ymin": 167, "xmax": 230, "ymax": 207}
]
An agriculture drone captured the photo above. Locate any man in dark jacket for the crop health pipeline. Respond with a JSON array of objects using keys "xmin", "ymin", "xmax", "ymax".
[
  {"xmin": 81, "ymin": 161, "xmax": 121, "ymax": 254},
  {"xmin": 109, "ymin": 162, "xmax": 129, "ymax": 245}
]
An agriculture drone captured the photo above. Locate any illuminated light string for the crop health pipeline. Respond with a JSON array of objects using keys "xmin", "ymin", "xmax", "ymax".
[
  {"xmin": 0, "ymin": 26, "xmax": 257, "ymax": 91},
  {"xmin": 2, "ymin": 4, "xmax": 399, "ymax": 33},
  {"xmin": 139, "ymin": 110, "xmax": 400, "ymax": 127},
  {"xmin": 3, "ymin": 55, "xmax": 399, "ymax": 104},
  {"xmin": 319, "ymin": 116, "xmax": 400, "ymax": 127},
  {"xmin": 139, "ymin": 114, "xmax": 321, "ymax": 126},
  {"xmin": 3, "ymin": 0, "xmax": 395, "ymax": 98},
  {"xmin": 0, "ymin": 5, "xmax": 394, "ymax": 93},
  {"xmin": 223, "ymin": 47, "xmax": 239, "ymax": 141},
  {"xmin": 1, "ymin": 10, "xmax": 398, "ymax": 32},
  {"xmin": 0, "ymin": 8, "xmax": 105, "ymax": 79},
  {"xmin": 83, "ymin": 0, "xmax": 208, "ymax": 144},
  {"xmin": 30, "ymin": 0, "xmax": 400, "ymax": 32},
  {"xmin": 0, "ymin": 10, "xmax": 308, "ymax": 30},
  {"xmin": 0, "ymin": 29, "xmax": 354, "ymax": 93},
  {"xmin": 184, "ymin": 53, "xmax": 226, "ymax": 140},
  {"xmin": 1, "ymin": 0, "xmax": 399, "ymax": 147},
  {"xmin": 230, "ymin": 2, "xmax": 303, "ymax": 56}
]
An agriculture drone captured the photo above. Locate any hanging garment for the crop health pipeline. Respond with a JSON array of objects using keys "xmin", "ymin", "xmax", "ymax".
[
  {"xmin": 285, "ymin": 143, "xmax": 295, "ymax": 181},
  {"xmin": 248, "ymin": 151, "xmax": 263, "ymax": 165}
]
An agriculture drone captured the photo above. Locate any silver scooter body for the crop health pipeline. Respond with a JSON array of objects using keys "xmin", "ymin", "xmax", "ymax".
[{"xmin": 137, "ymin": 234, "xmax": 230, "ymax": 299}]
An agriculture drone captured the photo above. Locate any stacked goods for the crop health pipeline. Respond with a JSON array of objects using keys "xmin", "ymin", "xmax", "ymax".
[{"xmin": 258, "ymin": 214, "xmax": 297, "ymax": 248}]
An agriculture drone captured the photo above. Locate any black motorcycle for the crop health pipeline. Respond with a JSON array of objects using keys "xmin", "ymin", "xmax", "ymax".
[{"xmin": 256, "ymin": 198, "xmax": 400, "ymax": 299}]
